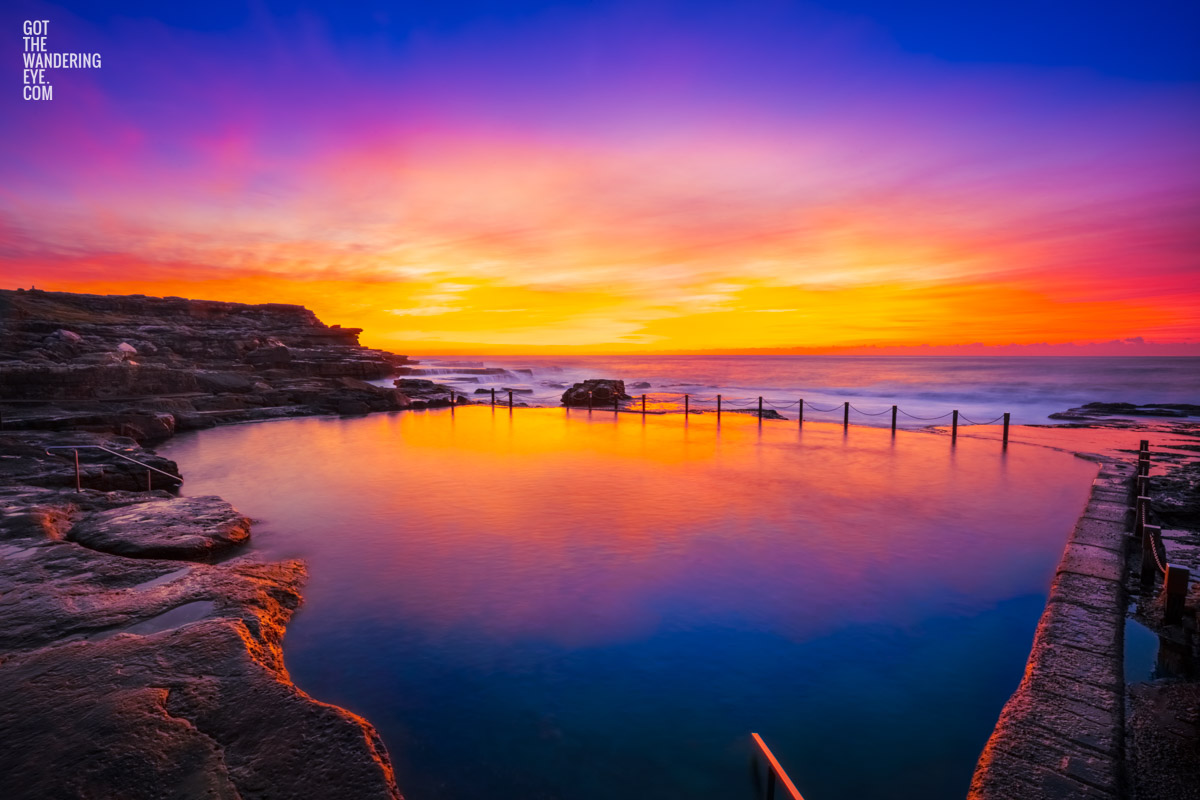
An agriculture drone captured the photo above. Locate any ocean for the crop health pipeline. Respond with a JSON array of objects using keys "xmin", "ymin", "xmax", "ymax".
[{"xmin": 389, "ymin": 355, "xmax": 1200, "ymax": 425}]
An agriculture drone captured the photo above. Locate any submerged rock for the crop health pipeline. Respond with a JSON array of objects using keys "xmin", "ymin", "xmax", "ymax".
[{"xmin": 561, "ymin": 379, "xmax": 632, "ymax": 406}]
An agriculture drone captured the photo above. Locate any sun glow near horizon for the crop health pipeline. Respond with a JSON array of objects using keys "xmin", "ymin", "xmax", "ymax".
[{"xmin": 3, "ymin": 1, "xmax": 1198, "ymax": 353}]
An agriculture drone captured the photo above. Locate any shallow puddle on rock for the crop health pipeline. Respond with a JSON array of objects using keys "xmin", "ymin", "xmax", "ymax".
[
  {"xmin": 134, "ymin": 567, "xmax": 192, "ymax": 589},
  {"xmin": 89, "ymin": 600, "xmax": 216, "ymax": 641},
  {"xmin": 1125, "ymin": 615, "xmax": 1160, "ymax": 682}
]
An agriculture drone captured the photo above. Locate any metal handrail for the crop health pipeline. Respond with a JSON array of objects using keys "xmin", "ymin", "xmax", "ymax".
[
  {"xmin": 45, "ymin": 445, "xmax": 182, "ymax": 492},
  {"xmin": 752, "ymin": 733, "xmax": 805, "ymax": 800}
]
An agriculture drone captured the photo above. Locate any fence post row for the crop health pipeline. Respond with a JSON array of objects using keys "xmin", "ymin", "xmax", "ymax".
[{"xmin": 1132, "ymin": 443, "xmax": 1191, "ymax": 625}]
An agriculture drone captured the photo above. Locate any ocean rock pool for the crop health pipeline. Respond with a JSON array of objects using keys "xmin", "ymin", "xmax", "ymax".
[{"xmin": 160, "ymin": 407, "xmax": 1097, "ymax": 799}]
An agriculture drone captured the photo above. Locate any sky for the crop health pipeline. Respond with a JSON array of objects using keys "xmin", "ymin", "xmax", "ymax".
[{"xmin": 2, "ymin": 0, "xmax": 1198, "ymax": 354}]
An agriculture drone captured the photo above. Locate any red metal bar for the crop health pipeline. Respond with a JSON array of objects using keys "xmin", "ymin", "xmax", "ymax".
[{"xmin": 751, "ymin": 733, "xmax": 805, "ymax": 800}]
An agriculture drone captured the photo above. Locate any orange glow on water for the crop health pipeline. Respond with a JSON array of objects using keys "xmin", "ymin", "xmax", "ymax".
[{"xmin": 164, "ymin": 408, "xmax": 1097, "ymax": 646}]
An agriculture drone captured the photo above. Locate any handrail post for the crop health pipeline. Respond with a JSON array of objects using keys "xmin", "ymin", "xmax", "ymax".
[
  {"xmin": 1165, "ymin": 565, "xmax": 1190, "ymax": 624},
  {"xmin": 74, "ymin": 448, "xmax": 81, "ymax": 493},
  {"xmin": 1002, "ymin": 412, "xmax": 1010, "ymax": 448},
  {"xmin": 891, "ymin": 405, "xmax": 897, "ymax": 434},
  {"xmin": 951, "ymin": 410, "xmax": 958, "ymax": 443},
  {"xmin": 843, "ymin": 401, "xmax": 849, "ymax": 430}
]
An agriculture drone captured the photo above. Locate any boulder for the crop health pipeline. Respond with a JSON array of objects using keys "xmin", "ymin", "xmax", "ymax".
[
  {"xmin": 68, "ymin": 496, "xmax": 250, "ymax": 559},
  {"xmin": 561, "ymin": 379, "xmax": 632, "ymax": 406}
]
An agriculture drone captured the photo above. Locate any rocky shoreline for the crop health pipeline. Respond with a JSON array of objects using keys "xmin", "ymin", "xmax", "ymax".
[
  {"xmin": 0, "ymin": 431, "xmax": 403, "ymax": 799},
  {"xmin": 0, "ymin": 290, "xmax": 416, "ymax": 798},
  {"xmin": 0, "ymin": 288, "xmax": 469, "ymax": 442}
]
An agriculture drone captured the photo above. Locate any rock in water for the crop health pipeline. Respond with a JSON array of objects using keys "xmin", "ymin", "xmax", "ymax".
[{"xmin": 561, "ymin": 379, "xmax": 632, "ymax": 406}]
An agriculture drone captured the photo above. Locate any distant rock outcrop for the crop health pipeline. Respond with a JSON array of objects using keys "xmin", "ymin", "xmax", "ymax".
[
  {"xmin": 0, "ymin": 289, "xmax": 420, "ymax": 441},
  {"xmin": 561, "ymin": 379, "xmax": 632, "ymax": 406}
]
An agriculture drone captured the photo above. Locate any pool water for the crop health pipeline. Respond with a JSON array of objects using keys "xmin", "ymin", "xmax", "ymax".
[{"xmin": 160, "ymin": 407, "xmax": 1097, "ymax": 799}]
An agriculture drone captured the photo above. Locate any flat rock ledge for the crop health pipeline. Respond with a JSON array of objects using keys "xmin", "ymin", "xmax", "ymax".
[
  {"xmin": 69, "ymin": 495, "xmax": 251, "ymax": 559},
  {"xmin": 0, "ymin": 431, "xmax": 403, "ymax": 800},
  {"xmin": 968, "ymin": 459, "xmax": 1133, "ymax": 800}
]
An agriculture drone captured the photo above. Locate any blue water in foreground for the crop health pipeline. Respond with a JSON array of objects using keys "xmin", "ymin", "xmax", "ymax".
[
  {"xmin": 162, "ymin": 407, "xmax": 1099, "ymax": 799},
  {"xmin": 393, "ymin": 355, "xmax": 1200, "ymax": 426}
]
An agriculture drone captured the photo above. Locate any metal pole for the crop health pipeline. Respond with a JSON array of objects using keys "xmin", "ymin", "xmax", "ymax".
[
  {"xmin": 508, "ymin": 390, "xmax": 513, "ymax": 410},
  {"xmin": 642, "ymin": 394, "xmax": 646, "ymax": 416},
  {"xmin": 952, "ymin": 410, "xmax": 958, "ymax": 443},
  {"xmin": 891, "ymin": 405, "xmax": 897, "ymax": 434},
  {"xmin": 717, "ymin": 394, "xmax": 722, "ymax": 420},
  {"xmin": 491, "ymin": 388, "xmax": 495, "ymax": 407},
  {"xmin": 1002, "ymin": 412, "xmax": 1010, "ymax": 447},
  {"xmin": 843, "ymin": 401, "xmax": 849, "ymax": 429},
  {"xmin": 74, "ymin": 449, "xmax": 81, "ymax": 493},
  {"xmin": 798, "ymin": 399, "xmax": 803, "ymax": 426},
  {"xmin": 684, "ymin": 394, "xmax": 689, "ymax": 415}
]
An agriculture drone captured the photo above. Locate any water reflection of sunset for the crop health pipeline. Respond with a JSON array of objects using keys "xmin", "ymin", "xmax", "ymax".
[{"xmin": 168, "ymin": 409, "xmax": 1095, "ymax": 648}]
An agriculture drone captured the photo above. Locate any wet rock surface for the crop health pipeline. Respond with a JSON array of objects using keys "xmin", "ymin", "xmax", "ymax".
[
  {"xmin": 0, "ymin": 289, "xmax": 414, "ymax": 440},
  {"xmin": 1050, "ymin": 402, "xmax": 1200, "ymax": 422},
  {"xmin": 0, "ymin": 431, "xmax": 403, "ymax": 799}
]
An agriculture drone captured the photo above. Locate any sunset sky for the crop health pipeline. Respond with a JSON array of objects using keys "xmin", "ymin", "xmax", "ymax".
[{"xmin": 3, "ymin": 1, "xmax": 1198, "ymax": 353}]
